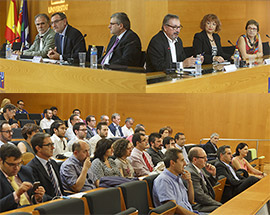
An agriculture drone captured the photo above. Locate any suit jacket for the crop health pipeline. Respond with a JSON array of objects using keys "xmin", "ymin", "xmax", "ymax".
[
  {"xmin": 27, "ymin": 157, "xmax": 64, "ymax": 200},
  {"xmin": 185, "ymin": 163, "xmax": 221, "ymax": 207},
  {"xmin": 108, "ymin": 123, "xmax": 124, "ymax": 137},
  {"xmin": 86, "ymin": 126, "xmax": 96, "ymax": 139},
  {"xmin": 100, "ymin": 29, "xmax": 142, "ymax": 67},
  {"xmin": 193, "ymin": 30, "xmax": 231, "ymax": 64},
  {"xmin": 146, "ymin": 31, "xmax": 186, "ymax": 72},
  {"xmin": 23, "ymin": 28, "xmax": 55, "ymax": 58},
  {"xmin": 0, "ymin": 166, "xmax": 35, "ymax": 212},
  {"xmin": 203, "ymin": 140, "xmax": 218, "ymax": 160},
  {"xmin": 55, "ymin": 25, "xmax": 86, "ymax": 61}
]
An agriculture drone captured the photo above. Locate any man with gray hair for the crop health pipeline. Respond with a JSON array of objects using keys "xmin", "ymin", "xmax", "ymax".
[
  {"xmin": 100, "ymin": 115, "xmax": 110, "ymax": 125},
  {"xmin": 108, "ymin": 113, "xmax": 124, "ymax": 138},
  {"xmin": 146, "ymin": 14, "xmax": 199, "ymax": 72},
  {"xmin": 121, "ymin": 117, "xmax": 134, "ymax": 137},
  {"xmin": 203, "ymin": 133, "xmax": 219, "ymax": 161},
  {"xmin": 14, "ymin": 14, "xmax": 55, "ymax": 57},
  {"xmin": 100, "ymin": 12, "xmax": 142, "ymax": 66},
  {"xmin": 185, "ymin": 147, "xmax": 222, "ymax": 212}
]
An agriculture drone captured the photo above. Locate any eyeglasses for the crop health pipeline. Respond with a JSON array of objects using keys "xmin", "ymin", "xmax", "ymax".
[
  {"xmin": 196, "ymin": 156, "xmax": 207, "ymax": 159},
  {"xmin": 43, "ymin": 142, "xmax": 54, "ymax": 147},
  {"xmin": 4, "ymin": 160, "xmax": 23, "ymax": 167},
  {"xmin": 51, "ymin": 19, "xmax": 63, "ymax": 25},
  {"xmin": 247, "ymin": 27, "xmax": 257, "ymax": 31},
  {"xmin": 109, "ymin": 22, "xmax": 118, "ymax": 26},
  {"xmin": 0, "ymin": 130, "xmax": 13, "ymax": 134},
  {"xmin": 18, "ymin": 103, "xmax": 24, "ymax": 106},
  {"xmin": 78, "ymin": 129, "xmax": 87, "ymax": 132},
  {"xmin": 166, "ymin": 24, "xmax": 183, "ymax": 30}
]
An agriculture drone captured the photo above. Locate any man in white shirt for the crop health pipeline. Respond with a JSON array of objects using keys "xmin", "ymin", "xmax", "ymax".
[
  {"xmin": 121, "ymin": 117, "xmax": 134, "ymax": 137},
  {"xmin": 89, "ymin": 122, "xmax": 108, "ymax": 157},
  {"xmin": 40, "ymin": 109, "xmax": 54, "ymax": 130},
  {"xmin": 50, "ymin": 121, "xmax": 68, "ymax": 158},
  {"xmin": 0, "ymin": 122, "xmax": 14, "ymax": 147},
  {"xmin": 65, "ymin": 114, "xmax": 80, "ymax": 141},
  {"xmin": 175, "ymin": 132, "xmax": 189, "ymax": 164}
]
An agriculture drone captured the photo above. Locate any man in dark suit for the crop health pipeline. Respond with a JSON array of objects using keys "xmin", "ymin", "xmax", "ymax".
[
  {"xmin": 27, "ymin": 132, "xmax": 65, "ymax": 200},
  {"xmin": 0, "ymin": 144, "xmax": 45, "ymax": 212},
  {"xmin": 100, "ymin": 12, "xmax": 142, "ymax": 67},
  {"xmin": 108, "ymin": 113, "xmax": 124, "ymax": 138},
  {"xmin": 86, "ymin": 115, "xmax": 97, "ymax": 139},
  {"xmin": 203, "ymin": 133, "xmax": 219, "ymax": 161},
  {"xmin": 47, "ymin": 12, "xmax": 86, "ymax": 61},
  {"xmin": 146, "ymin": 14, "xmax": 199, "ymax": 72},
  {"xmin": 185, "ymin": 147, "xmax": 222, "ymax": 213},
  {"xmin": 216, "ymin": 145, "xmax": 259, "ymax": 203}
]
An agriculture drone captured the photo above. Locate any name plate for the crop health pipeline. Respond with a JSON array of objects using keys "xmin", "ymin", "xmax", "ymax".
[
  {"xmin": 264, "ymin": 59, "xmax": 270, "ymax": 65},
  {"xmin": 32, "ymin": 56, "xmax": 43, "ymax": 63},
  {"xmin": 224, "ymin": 64, "xmax": 237, "ymax": 73},
  {"xmin": 10, "ymin": 54, "xmax": 19, "ymax": 60}
]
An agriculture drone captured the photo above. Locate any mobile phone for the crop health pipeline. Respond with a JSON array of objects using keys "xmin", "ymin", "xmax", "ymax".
[{"xmin": 32, "ymin": 181, "xmax": 40, "ymax": 191}]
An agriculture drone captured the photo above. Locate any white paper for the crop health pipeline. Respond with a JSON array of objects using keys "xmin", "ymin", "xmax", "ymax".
[
  {"xmin": 42, "ymin": 58, "xmax": 58, "ymax": 64},
  {"xmin": 32, "ymin": 56, "xmax": 43, "ymax": 63},
  {"xmin": 68, "ymin": 192, "xmax": 87, "ymax": 198},
  {"xmin": 10, "ymin": 54, "xmax": 19, "ymax": 60},
  {"xmin": 224, "ymin": 64, "xmax": 237, "ymax": 73},
  {"xmin": 264, "ymin": 59, "xmax": 270, "ymax": 65}
]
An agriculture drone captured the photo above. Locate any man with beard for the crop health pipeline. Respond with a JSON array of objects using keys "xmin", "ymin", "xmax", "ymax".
[
  {"xmin": 89, "ymin": 122, "xmax": 108, "ymax": 157},
  {"xmin": 146, "ymin": 133, "xmax": 164, "ymax": 166},
  {"xmin": 0, "ymin": 122, "xmax": 14, "ymax": 146},
  {"xmin": 40, "ymin": 109, "xmax": 54, "ymax": 130},
  {"xmin": 50, "ymin": 121, "xmax": 68, "ymax": 158}
]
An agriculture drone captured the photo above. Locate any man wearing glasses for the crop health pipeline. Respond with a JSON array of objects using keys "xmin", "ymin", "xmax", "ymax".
[
  {"xmin": 185, "ymin": 147, "xmax": 222, "ymax": 213},
  {"xmin": 0, "ymin": 122, "xmax": 14, "ymax": 147},
  {"xmin": 0, "ymin": 144, "xmax": 45, "ymax": 212},
  {"xmin": 16, "ymin": 100, "xmax": 28, "ymax": 114},
  {"xmin": 47, "ymin": 12, "xmax": 86, "ymax": 61},
  {"xmin": 27, "ymin": 133, "xmax": 65, "ymax": 200},
  {"xmin": 146, "ymin": 14, "xmax": 197, "ymax": 72}
]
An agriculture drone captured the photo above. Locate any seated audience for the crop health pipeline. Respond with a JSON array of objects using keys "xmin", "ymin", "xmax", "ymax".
[
  {"xmin": 130, "ymin": 133, "xmax": 154, "ymax": 177},
  {"xmin": 100, "ymin": 115, "xmax": 110, "ymax": 125},
  {"xmin": 40, "ymin": 108, "xmax": 54, "ymax": 130},
  {"xmin": 65, "ymin": 114, "xmax": 80, "ymax": 140},
  {"xmin": 60, "ymin": 140, "xmax": 98, "ymax": 192},
  {"xmin": 236, "ymin": 19, "xmax": 263, "ymax": 60},
  {"xmin": 203, "ymin": 132, "xmax": 219, "ymax": 161},
  {"xmin": 0, "ymin": 144, "xmax": 45, "ymax": 212},
  {"xmin": 146, "ymin": 132, "xmax": 164, "ymax": 166},
  {"xmin": 152, "ymin": 148, "xmax": 197, "ymax": 215},
  {"xmin": 108, "ymin": 113, "xmax": 124, "ymax": 138},
  {"xmin": 146, "ymin": 14, "xmax": 196, "ymax": 72},
  {"xmin": 16, "ymin": 100, "xmax": 28, "ymax": 114},
  {"xmin": 50, "ymin": 106, "xmax": 61, "ymax": 120},
  {"xmin": 0, "ymin": 104, "xmax": 19, "ymax": 129},
  {"xmin": 193, "ymin": 14, "xmax": 231, "ymax": 64},
  {"xmin": 17, "ymin": 123, "xmax": 39, "ymax": 154},
  {"xmin": 159, "ymin": 127, "xmax": 170, "ymax": 139},
  {"xmin": 175, "ymin": 132, "xmax": 189, "ymax": 164},
  {"xmin": 90, "ymin": 139, "xmax": 122, "ymax": 180},
  {"xmin": 113, "ymin": 138, "xmax": 135, "ymax": 178},
  {"xmin": 0, "ymin": 122, "xmax": 14, "ymax": 146},
  {"xmin": 232, "ymin": 142, "xmax": 266, "ymax": 179},
  {"xmin": 121, "ymin": 117, "xmax": 134, "ymax": 137},
  {"xmin": 0, "ymin": 98, "xmax": 11, "ymax": 114},
  {"xmin": 216, "ymin": 145, "xmax": 259, "ymax": 203},
  {"xmin": 89, "ymin": 121, "xmax": 108, "ymax": 157},
  {"xmin": 161, "ymin": 136, "xmax": 176, "ymax": 154},
  {"xmin": 67, "ymin": 109, "xmax": 84, "ymax": 128},
  {"xmin": 50, "ymin": 120, "xmax": 68, "ymax": 158},
  {"xmin": 85, "ymin": 115, "xmax": 97, "ymax": 139},
  {"xmin": 100, "ymin": 12, "xmax": 142, "ymax": 67},
  {"xmin": 186, "ymin": 147, "xmax": 222, "ymax": 213},
  {"xmin": 126, "ymin": 126, "xmax": 145, "ymax": 143},
  {"xmin": 27, "ymin": 133, "xmax": 65, "ymax": 200}
]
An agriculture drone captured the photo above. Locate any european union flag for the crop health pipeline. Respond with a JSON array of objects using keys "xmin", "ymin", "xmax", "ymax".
[{"xmin": 0, "ymin": 72, "xmax": 4, "ymax": 89}]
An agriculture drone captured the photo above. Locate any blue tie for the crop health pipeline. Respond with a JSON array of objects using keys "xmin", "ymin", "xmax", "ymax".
[{"xmin": 59, "ymin": 35, "xmax": 64, "ymax": 54}]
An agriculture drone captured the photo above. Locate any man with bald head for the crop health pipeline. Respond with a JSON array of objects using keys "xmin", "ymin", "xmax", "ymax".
[
  {"xmin": 0, "ymin": 122, "xmax": 13, "ymax": 147},
  {"xmin": 185, "ymin": 147, "xmax": 222, "ymax": 213}
]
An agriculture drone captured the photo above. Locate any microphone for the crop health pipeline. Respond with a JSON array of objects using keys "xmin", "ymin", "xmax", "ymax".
[
  {"xmin": 70, "ymin": 33, "xmax": 87, "ymax": 60},
  {"xmin": 7, "ymin": 36, "xmax": 20, "ymax": 44},
  {"xmin": 266, "ymin": 34, "xmax": 270, "ymax": 39},
  {"xmin": 228, "ymin": 40, "xmax": 235, "ymax": 46}
]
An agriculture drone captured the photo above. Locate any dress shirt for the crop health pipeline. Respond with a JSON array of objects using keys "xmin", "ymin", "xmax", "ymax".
[
  {"xmin": 65, "ymin": 126, "xmax": 76, "ymax": 141},
  {"xmin": 88, "ymin": 134, "xmax": 102, "ymax": 157},
  {"xmin": 163, "ymin": 32, "xmax": 178, "ymax": 63},
  {"xmin": 50, "ymin": 134, "xmax": 68, "ymax": 158},
  {"xmin": 192, "ymin": 163, "xmax": 207, "ymax": 185},
  {"xmin": 153, "ymin": 169, "xmax": 194, "ymax": 212},
  {"xmin": 222, "ymin": 161, "xmax": 240, "ymax": 180},
  {"xmin": 121, "ymin": 125, "xmax": 134, "ymax": 137},
  {"xmin": 60, "ymin": 154, "xmax": 97, "ymax": 192},
  {"xmin": 130, "ymin": 147, "xmax": 154, "ymax": 177},
  {"xmin": 176, "ymin": 144, "xmax": 189, "ymax": 164},
  {"xmin": 0, "ymin": 141, "xmax": 14, "ymax": 147},
  {"xmin": 67, "ymin": 136, "xmax": 91, "ymax": 152},
  {"xmin": 107, "ymin": 122, "xmax": 122, "ymax": 138},
  {"xmin": 39, "ymin": 118, "xmax": 54, "ymax": 130}
]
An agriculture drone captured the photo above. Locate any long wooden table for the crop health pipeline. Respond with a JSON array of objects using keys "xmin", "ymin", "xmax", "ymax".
[
  {"xmin": 1, "ymin": 58, "xmax": 270, "ymax": 93},
  {"xmin": 210, "ymin": 175, "xmax": 270, "ymax": 215}
]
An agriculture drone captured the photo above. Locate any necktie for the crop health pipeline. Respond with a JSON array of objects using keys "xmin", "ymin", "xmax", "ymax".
[
  {"xmin": 62, "ymin": 140, "xmax": 66, "ymax": 151},
  {"xmin": 142, "ymin": 152, "xmax": 153, "ymax": 172},
  {"xmin": 39, "ymin": 35, "xmax": 44, "ymax": 51},
  {"xmin": 59, "ymin": 35, "xmax": 64, "ymax": 55},
  {"xmin": 46, "ymin": 160, "xmax": 62, "ymax": 197},
  {"xmin": 8, "ymin": 176, "xmax": 30, "ymax": 206},
  {"xmin": 200, "ymin": 171, "xmax": 207, "ymax": 185},
  {"xmin": 101, "ymin": 37, "xmax": 119, "ymax": 65}
]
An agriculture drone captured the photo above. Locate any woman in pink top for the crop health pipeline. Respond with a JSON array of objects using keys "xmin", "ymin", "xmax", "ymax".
[{"xmin": 232, "ymin": 143, "xmax": 266, "ymax": 179}]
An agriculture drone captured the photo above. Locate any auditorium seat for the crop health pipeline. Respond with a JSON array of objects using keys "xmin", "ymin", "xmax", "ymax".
[
  {"xmin": 213, "ymin": 176, "xmax": 226, "ymax": 202},
  {"xmin": 28, "ymin": 113, "xmax": 42, "ymax": 121},
  {"xmin": 143, "ymin": 174, "xmax": 159, "ymax": 207},
  {"xmin": 183, "ymin": 46, "xmax": 194, "ymax": 58},
  {"xmin": 222, "ymin": 46, "xmax": 235, "ymax": 56},
  {"xmin": 11, "ymin": 128, "xmax": 24, "ymax": 139},
  {"xmin": 22, "ymin": 152, "xmax": 35, "ymax": 165},
  {"xmin": 263, "ymin": 42, "xmax": 270, "ymax": 55},
  {"xmin": 5, "ymin": 212, "xmax": 32, "ymax": 215},
  {"xmin": 87, "ymin": 45, "xmax": 105, "ymax": 62},
  {"xmin": 15, "ymin": 113, "xmax": 28, "ymax": 120},
  {"xmin": 18, "ymin": 119, "xmax": 35, "ymax": 128},
  {"xmin": 139, "ymin": 51, "xmax": 146, "ymax": 67}
]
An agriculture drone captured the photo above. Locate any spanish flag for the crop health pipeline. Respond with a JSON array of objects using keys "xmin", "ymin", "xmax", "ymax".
[
  {"xmin": 16, "ymin": 0, "xmax": 24, "ymax": 42},
  {"xmin": 5, "ymin": 0, "xmax": 18, "ymax": 44}
]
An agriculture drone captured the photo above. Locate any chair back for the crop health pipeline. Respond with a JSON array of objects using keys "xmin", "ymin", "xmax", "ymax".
[
  {"xmin": 148, "ymin": 201, "xmax": 176, "ymax": 215},
  {"xmin": 19, "ymin": 119, "xmax": 35, "ymax": 128},
  {"xmin": 34, "ymin": 198, "xmax": 85, "ymax": 215},
  {"xmin": 5, "ymin": 212, "xmax": 32, "ymax": 215},
  {"xmin": 22, "ymin": 152, "xmax": 35, "ymax": 165},
  {"xmin": 12, "ymin": 128, "xmax": 24, "ymax": 139},
  {"xmin": 222, "ymin": 46, "xmax": 235, "ymax": 56},
  {"xmin": 184, "ymin": 144, "xmax": 198, "ymax": 154},
  {"xmin": 139, "ymin": 51, "xmax": 146, "ymax": 67},
  {"xmin": 87, "ymin": 45, "xmax": 105, "ymax": 62},
  {"xmin": 213, "ymin": 177, "xmax": 226, "ymax": 202},
  {"xmin": 143, "ymin": 174, "xmax": 159, "ymax": 207},
  {"xmin": 15, "ymin": 113, "xmax": 28, "ymax": 120},
  {"xmin": 183, "ymin": 46, "xmax": 194, "ymax": 58},
  {"xmin": 263, "ymin": 41, "xmax": 270, "ymax": 55},
  {"xmin": 28, "ymin": 113, "xmax": 42, "ymax": 120}
]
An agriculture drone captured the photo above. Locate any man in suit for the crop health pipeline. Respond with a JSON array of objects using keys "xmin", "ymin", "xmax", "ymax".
[
  {"xmin": 203, "ymin": 133, "xmax": 219, "ymax": 161},
  {"xmin": 27, "ymin": 132, "xmax": 65, "ymax": 200},
  {"xmin": 108, "ymin": 113, "xmax": 124, "ymax": 138},
  {"xmin": 100, "ymin": 12, "xmax": 142, "ymax": 67},
  {"xmin": 175, "ymin": 132, "xmax": 189, "ymax": 164},
  {"xmin": 14, "ymin": 14, "xmax": 55, "ymax": 58},
  {"xmin": 185, "ymin": 147, "xmax": 222, "ymax": 213},
  {"xmin": 216, "ymin": 145, "xmax": 259, "ymax": 203},
  {"xmin": 47, "ymin": 12, "xmax": 86, "ymax": 61},
  {"xmin": 0, "ymin": 144, "xmax": 45, "ymax": 212},
  {"xmin": 146, "ymin": 14, "xmax": 199, "ymax": 72},
  {"xmin": 85, "ymin": 115, "xmax": 97, "ymax": 139},
  {"xmin": 146, "ymin": 132, "xmax": 164, "ymax": 166}
]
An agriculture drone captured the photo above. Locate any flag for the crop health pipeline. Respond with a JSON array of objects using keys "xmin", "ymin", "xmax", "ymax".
[
  {"xmin": 16, "ymin": 0, "xmax": 24, "ymax": 42},
  {"xmin": 21, "ymin": 0, "xmax": 30, "ymax": 48},
  {"xmin": 5, "ymin": 0, "xmax": 18, "ymax": 44}
]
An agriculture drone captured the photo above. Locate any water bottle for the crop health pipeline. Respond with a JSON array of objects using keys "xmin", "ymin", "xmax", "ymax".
[
  {"xmin": 195, "ymin": 54, "xmax": 202, "ymax": 75},
  {"xmin": 234, "ymin": 49, "xmax": 240, "ymax": 68},
  {"xmin": 5, "ymin": 43, "xmax": 12, "ymax": 59},
  {"xmin": 90, "ymin": 45, "xmax": 97, "ymax": 69}
]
